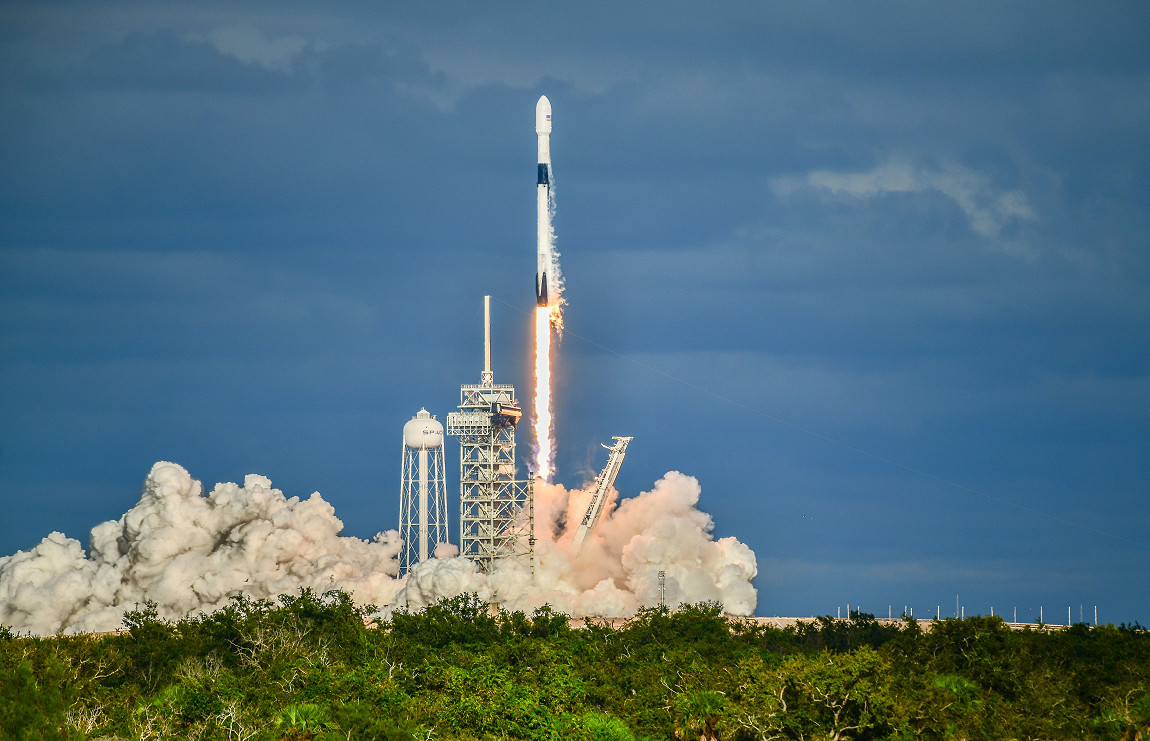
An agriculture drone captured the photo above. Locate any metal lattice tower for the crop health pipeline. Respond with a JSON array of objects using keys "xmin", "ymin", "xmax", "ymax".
[
  {"xmin": 398, "ymin": 408, "xmax": 449, "ymax": 576},
  {"xmin": 446, "ymin": 296, "xmax": 534, "ymax": 573}
]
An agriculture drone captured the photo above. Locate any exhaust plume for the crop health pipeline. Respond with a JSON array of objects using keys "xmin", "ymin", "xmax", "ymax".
[
  {"xmin": 403, "ymin": 472, "xmax": 758, "ymax": 618},
  {"xmin": 0, "ymin": 462, "xmax": 404, "ymax": 635},
  {"xmin": 0, "ymin": 462, "xmax": 757, "ymax": 635}
]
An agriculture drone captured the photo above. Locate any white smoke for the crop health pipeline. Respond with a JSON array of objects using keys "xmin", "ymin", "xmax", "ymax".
[
  {"xmin": 0, "ymin": 463, "xmax": 757, "ymax": 636},
  {"xmin": 501, "ymin": 471, "xmax": 756, "ymax": 617},
  {"xmin": 546, "ymin": 172, "xmax": 564, "ymax": 307},
  {"xmin": 378, "ymin": 470, "xmax": 756, "ymax": 620},
  {"xmin": 0, "ymin": 462, "xmax": 405, "ymax": 636}
]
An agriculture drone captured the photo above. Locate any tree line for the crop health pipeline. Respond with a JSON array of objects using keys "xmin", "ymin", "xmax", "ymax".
[{"xmin": 2, "ymin": 590, "xmax": 1148, "ymax": 740}]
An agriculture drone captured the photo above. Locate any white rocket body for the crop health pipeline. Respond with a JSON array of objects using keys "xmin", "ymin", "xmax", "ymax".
[{"xmin": 536, "ymin": 95, "xmax": 552, "ymax": 307}]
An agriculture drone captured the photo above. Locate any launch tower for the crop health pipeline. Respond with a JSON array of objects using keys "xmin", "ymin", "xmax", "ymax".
[
  {"xmin": 398, "ymin": 408, "xmax": 448, "ymax": 576},
  {"xmin": 447, "ymin": 296, "xmax": 535, "ymax": 573}
]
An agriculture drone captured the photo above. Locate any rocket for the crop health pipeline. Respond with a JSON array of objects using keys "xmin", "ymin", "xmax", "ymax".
[{"xmin": 535, "ymin": 95, "xmax": 552, "ymax": 307}]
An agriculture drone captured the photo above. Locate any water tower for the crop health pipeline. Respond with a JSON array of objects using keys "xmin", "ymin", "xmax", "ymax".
[{"xmin": 399, "ymin": 408, "xmax": 448, "ymax": 575}]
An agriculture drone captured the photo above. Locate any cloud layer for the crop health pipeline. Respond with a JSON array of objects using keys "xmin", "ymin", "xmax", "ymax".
[{"xmin": 774, "ymin": 160, "xmax": 1036, "ymax": 239}]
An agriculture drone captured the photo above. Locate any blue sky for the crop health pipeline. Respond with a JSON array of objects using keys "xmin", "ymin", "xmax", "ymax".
[{"xmin": 2, "ymin": 1, "xmax": 1148, "ymax": 623}]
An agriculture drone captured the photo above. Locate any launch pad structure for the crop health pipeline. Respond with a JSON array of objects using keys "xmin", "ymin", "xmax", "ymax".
[
  {"xmin": 571, "ymin": 436, "xmax": 632, "ymax": 552},
  {"xmin": 447, "ymin": 296, "xmax": 535, "ymax": 573}
]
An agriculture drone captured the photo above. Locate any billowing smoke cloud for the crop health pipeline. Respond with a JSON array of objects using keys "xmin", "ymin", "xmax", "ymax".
[
  {"xmin": 402, "ymin": 472, "xmax": 758, "ymax": 618},
  {"xmin": 0, "ymin": 463, "xmax": 405, "ymax": 635},
  {"xmin": 0, "ymin": 462, "xmax": 757, "ymax": 636}
]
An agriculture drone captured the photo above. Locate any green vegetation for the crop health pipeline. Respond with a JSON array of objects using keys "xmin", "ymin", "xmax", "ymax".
[{"xmin": 1, "ymin": 591, "xmax": 1147, "ymax": 740}]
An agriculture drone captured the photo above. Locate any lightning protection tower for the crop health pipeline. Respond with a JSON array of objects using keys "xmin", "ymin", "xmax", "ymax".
[
  {"xmin": 447, "ymin": 296, "xmax": 534, "ymax": 573},
  {"xmin": 399, "ymin": 408, "xmax": 449, "ymax": 576}
]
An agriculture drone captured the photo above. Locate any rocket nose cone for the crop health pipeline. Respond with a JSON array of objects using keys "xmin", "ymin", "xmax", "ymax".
[{"xmin": 536, "ymin": 95, "xmax": 552, "ymax": 135}]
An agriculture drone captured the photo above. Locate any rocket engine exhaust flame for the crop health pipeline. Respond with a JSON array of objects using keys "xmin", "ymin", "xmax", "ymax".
[{"xmin": 534, "ymin": 306, "xmax": 555, "ymax": 482}]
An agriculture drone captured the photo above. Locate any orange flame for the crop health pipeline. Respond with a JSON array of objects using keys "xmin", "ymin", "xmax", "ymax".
[{"xmin": 533, "ymin": 306, "xmax": 554, "ymax": 481}]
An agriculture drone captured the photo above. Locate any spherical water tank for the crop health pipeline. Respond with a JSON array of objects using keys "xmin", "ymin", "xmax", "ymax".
[{"xmin": 403, "ymin": 408, "xmax": 444, "ymax": 449}]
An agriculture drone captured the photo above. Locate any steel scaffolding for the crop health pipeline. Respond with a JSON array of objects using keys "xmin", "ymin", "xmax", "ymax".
[{"xmin": 446, "ymin": 296, "xmax": 534, "ymax": 573}]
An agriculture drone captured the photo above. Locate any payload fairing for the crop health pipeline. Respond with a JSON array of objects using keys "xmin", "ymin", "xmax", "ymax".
[{"xmin": 535, "ymin": 95, "xmax": 553, "ymax": 307}]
